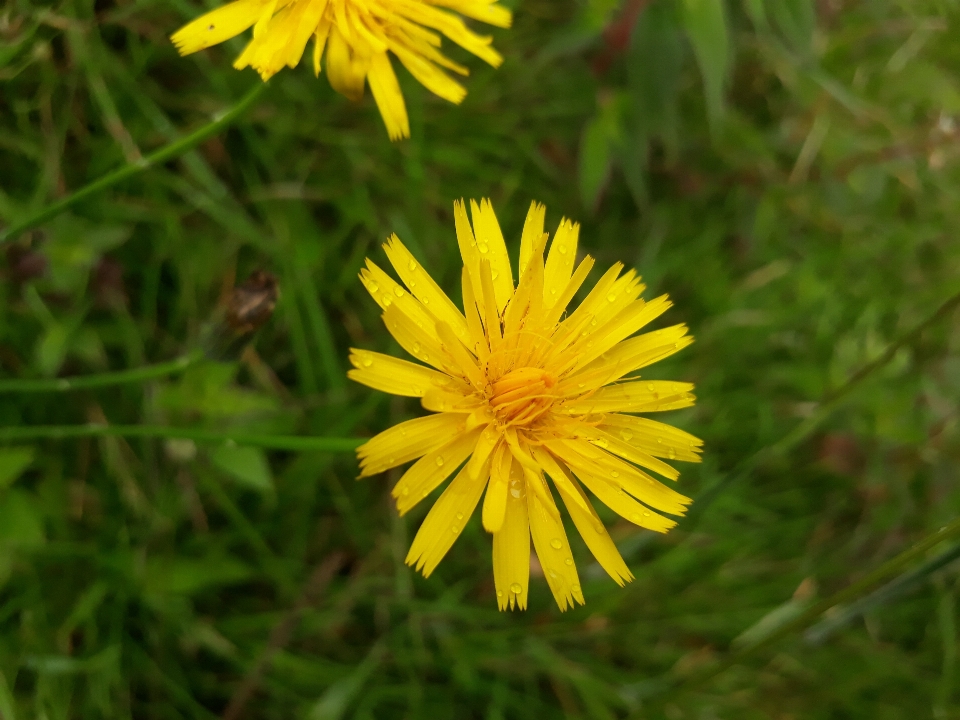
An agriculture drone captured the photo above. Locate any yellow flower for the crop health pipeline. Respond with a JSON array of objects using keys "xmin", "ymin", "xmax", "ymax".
[
  {"xmin": 170, "ymin": 0, "xmax": 511, "ymax": 140},
  {"xmin": 350, "ymin": 199, "xmax": 702, "ymax": 611}
]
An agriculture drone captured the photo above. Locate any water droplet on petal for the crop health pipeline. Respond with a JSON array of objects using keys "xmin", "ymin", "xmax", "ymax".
[
  {"xmin": 565, "ymin": 557, "xmax": 573, "ymax": 566},
  {"xmin": 436, "ymin": 456, "xmax": 445, "ymax": 467},
  {"xmin": 497, "ymin": 590, "xmax": 503, "ymax": 597},
  {"xmin": 590, "ymin": 318, "xmax": 598, "ymax": 327},
  {"xmin": 548, "ymin": 569, "xmax": 558, "ymax": 578},
  {"xmin": 620, "ymin": 430, "xmax": 633, "ymax": 441},
  {"xmin": 611, "ymin": 471, "xmax": 619, "ymax": 478},
  {"xmin": 594, "ymin": 522, "xmax": 605, "ymax": 534},
  {"xmin": 368, "ymin": 282, "xmax": 379, "ymax": 293},
  {"xmin": 607, "ymin": 293, "xmax": 617, "ymax": 303},
  {"xmin": 422, "ymin": 297, "xmax": 430, "ymax": 305},
  {"xmin": 510, "ymin": 488, "xmax": 521, "ymax": 498},
  {"xmin": 401, "ymin": 486, "xmax": 409, "ymax": 496},
  {"xmin": 572, "ymin": 584, "xmax": 582, "ymax": 597},
  {"xmin": 361, "ymin": 354, "xmax": 373, "ymax": 367},
  {"xmin": 408, "ymin": 259, "xmax": 418, "ymax": 271},
  {"xmin": 647, "ymin": 383, "xmax": 655, "ymax": 391},
  {"xmin": 644, "ymin": 511, "xmax": 651, "ymax": 517},
  {"xmin": 596, "ymin": 438, "xmax": 609, "ymax": 449},
  {"xmin": 669, "ymin": 448, "xmax": 677, "ymax": 459},
  {"xmin": 509, "ymin": 582, "xmax": 523, "ymax": 594},
  {"xmin": 456, "ymin": 512, "xmax": 464, "ymax": 520},
  {"xmin": 382, "ymin": 294, "xmax": 393, "ymax": 307},
  {"xmin": 478, "ymin": 242, "xmax": 489, "ymax": 254},
  {"xmin": 492, "ymin": 270, "xmax": 499, "ymax": 280},
  {"xmin": 558, "ymin": 244, "xmax": 568, "ymax": 255},
  {"xmin": 452, "ymin": 525, "xmax": 460, "ymax": 534},
  {"xmin": 550, "ymin": 287, "xmax": 558, "ymax": 295},
  {"xmin": 550, "ymin": 538, "xmax": 562, "ymax": 550},
  {"xmin": 413, "ymin": 342, "xmax": 421, "ymax": 353},
  {"xmin": 657, "ymin": 437, "xmax": 663, "ymax": 444},
  {"xmin": 631, "ymin": 513, "xmax": 641, "ymax": 523},
  {"xmin": 394, "ymin": 286, "xmax": 405, "ymax": 298}
]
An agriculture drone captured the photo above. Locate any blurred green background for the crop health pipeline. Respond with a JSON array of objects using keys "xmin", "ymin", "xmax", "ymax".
[{"xmin": 2, "ymin": 0, "xmax": 960, "ymax": 717}]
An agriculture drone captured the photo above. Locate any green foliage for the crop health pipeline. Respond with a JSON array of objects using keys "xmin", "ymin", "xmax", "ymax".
[{"xmin": 1, "ymin": 0, "xmax": 960, "ymax": 718}]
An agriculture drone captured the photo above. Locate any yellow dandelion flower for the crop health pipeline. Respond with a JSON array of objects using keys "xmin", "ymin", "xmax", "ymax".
[
  {"xmin": 170, "ymin": 0, "xmax": 511, "ymax": 140},
  {"xmin": 350, "ymin": 199, "xmax": 703, "ymax": 611}
]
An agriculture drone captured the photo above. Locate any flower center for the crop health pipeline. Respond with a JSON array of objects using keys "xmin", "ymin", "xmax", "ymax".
[{"xmin": 487, "ymin": 367, "xmax": 558, "ymax": 428}]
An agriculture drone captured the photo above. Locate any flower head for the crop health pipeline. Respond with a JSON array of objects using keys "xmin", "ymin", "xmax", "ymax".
[
  {"xmin": 170, "ymin": 0, "xmax": 511, "ymax": 140},
  {"xmin": 350, "ymin": 199, "xmax": 702, "ymax": 611}
]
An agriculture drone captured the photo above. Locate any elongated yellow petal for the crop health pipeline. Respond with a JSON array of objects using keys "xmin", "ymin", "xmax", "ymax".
[
  {"xmin": 326, "ymin": 22, "xmax": 368, "ymax": 100},
  {"xmin": 467, "ymin": 425, "xmax": 500, "ymax": 478},
  {"xmin": 470, "ymin": 199, "xmax": 514, "ymax": 309},
  {"xmin": 406, "ymin": 461, "xmax": 488, "ymax": 576},
  {"xmin": 394, "ymin": 427, "xmax": 481, "ymax": 514},
  {"xmin": 534, "ymin": 449, "xmax": 633, "ymax": 586},
  {"xmin": 367, "ymin": 52, "xmax": 410, "ymax": 140},
  {"xmin": 347, "ymin": 349, "xmax": 447, "ymax": 397},
  {"xmin": 358, "ymin": 412, "xmax": 466, "ymax": 476},
  {"xmin": 492, "ymin": 458, "xmax": 529, "ymax": 610},
  {"xmin": 577, "ymin": 425, "xmax": 680, "ymax": 481},
  {"xmin": 482, "ymin": 442, "xmax": 511, "ymax": 532},
  {"xmin": 171, "ymin": 0, "xmax": 267, "ymax": 55},
  {"xmin": 382, "ymin": 303, "xmax": 451, "ymax": 373},
  {"xmin": 383, "ymin": 235, "xmax": 467, "ymax": 339},
  {"xmin": 599, "ymin": 415, "xmax": 704, "ymax": 463},
  {"xmin": 360, "ymin": 259, "xmax": 437, "ymax": 340},
  {"xmin": 561, "ymin": 381, "xmax": 696, "ymax": 415},
  {"xmin": 518, "ymin": 201, "xmax": 545, "ymax": 282},
  {"xmin": 527, "ymin": 472, "xmax": 583, "ymax": 611},
  {"xmin": 389, "ymin": 42, "xmax": 466, "ymax": 103},
  {"xmin": 542, "ymin": 218, "xmax": 578, "ymax": 308}
]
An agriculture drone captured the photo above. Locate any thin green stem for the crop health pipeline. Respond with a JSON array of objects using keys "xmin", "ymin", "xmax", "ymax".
[
  {"xmin": 0, "ymin": 83, "xmax": 267, "ymax": 244},
  {"xmin": 0, "ymin": 425, "xmax": 361, "ymax": 453},
  {"xmin": 637, "ymin": 514, "xmax": 960, "ymax": 709},
  {"xmin": 0, "ymin": 349, "xmax": 205, "ymax": 393}
]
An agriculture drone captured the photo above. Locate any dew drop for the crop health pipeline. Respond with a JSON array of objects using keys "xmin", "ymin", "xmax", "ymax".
[
  {"xmin": 497, "ymin": 590, "xmax": 504, "ymax": 597},
  {"xmin": 509, "ymin": 582, "xmax": 523, "ymax": 594},
  {"xmin": 596, "ymin": 438, "xmax": 609, "ymax": 449},
  {"xmin": 549, "ymin": 569, "xmax": 558, "ymax": 579},
  {"xmin": 578, "ymin": 383, "xmax": 585, "ymax": 389},
  {"xmin": 572, "ymin": 584, "xmax": 582, "ymax": 597},
  {"xmin": 668, "ymin": 448, "xmax": 677, "ymax": 459},
  {"xmin": 510, "ymin": 487, "xmax": 521, "ymax": 498},
  {"xmin": 631, "ymin": 513, "xmax": 641, "ymax": 523},
  {"xmin": 558, "ymin": 244, "xmax": 568, "ymax": 255},
  {"xmin": 657, "ymin": 437, "xmax": 663, "ymax": 444},
  {"xmin": 611, "ymin": 470, "xmax": 619, "ymax": 478},
  {"xmin": 607, "ymin": 293, "xmax": 617, "ymax": 303},
  {"xmin": 590, "ymin": 318, "xmax": 598, "ymax": 327},
  {"xmin": 644, "ymin": 511, "xmax": 651, "ymax": 517},
  {"xmin": 382, "ymin": 294, "xmax": 393, "ymax": 307},
  {"xmin": 436, "ymin": 456, "xmax": 445, "ymax": 467},
  {"xmin": 413, "ymin": 341, "xmax": 421, "ymax": 353},
  {"xmin": 456, "ymin": 512, "xmax": 464, "ymax": 520},
  {"xmin": 673, "ymin": 341, "xmax": 679, "ymax": 349},
  {"xmin": 361, "ymin": 354, "xmax": 373, "ymax": 367},
  {"xmin": 452, "ymin": 525, "xmax": 460, "ymax": 534},
  {"xmin": 565, "ymin": 557, "xmax": 573, "ymax": 566},
  {"xmin": 394, "ymin": 286, "xmax": 405, "ymax": 298},
  {"xmin": 647, "ymin": 383, "xmax": 655, "ymax": 391},
  {"xmin": 594, "ymin": 522, "xmax": 605, "ymax": 534},
  {"xmin": 408, "ymin": 259, "xmax": 418, "ymax": 271},
  {"xmin": 550, "ymin": 538, "xmax": 562, "ymax": 550},
  {"xmin": 422, "ymin": 297, "xmax": 430, "ymax": 305},
  {"xmin": 550, "ymin": 287, "xmax": 558, "ymax": 295},
  {"xmin": 620, "ymin": 430, "xmax": 633, "ymax": 441},
  {"xmin": 478, "ymin": 242, "xmax": 489, "ymax": 254},
  {"xmin": 492, "ymin": 270, "xmax": 499, "ymax": 280},
  {"xmin": 401, "ymin": 486, "xmax": 410, "ymax": 496}
]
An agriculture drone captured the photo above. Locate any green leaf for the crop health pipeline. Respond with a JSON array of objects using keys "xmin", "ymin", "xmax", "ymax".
[
  {"xmin": 0, "ymin": 490, "xmax": 45, "ymax": 548},
  {"xmin": 145, "ymin": 555, "xmax": 253, "ymax": 597},
  {"xmin": 0, "ymin": 447, "xmax": 34, "ymax": 489},
  {"xmin": 628, "ymin": 0, "xmax": 685, "ymax": 138},
  {"xmin": 0, "ymin": 667, "xmax": 15, "ymax": 720},
  {"xmin": 681, "ymin": 0, "xmax": 731, "ymax": 133},
  {"xmin": 769, "ymin": 0, "xmax": 815, "ymax": 54},
  {"xmin": 307, "ymin": 643, "xmax": 386, "ymax": 720},
  {"xmin": 210, "ymin": 444, "xmax": 274, "ymax": 492}
]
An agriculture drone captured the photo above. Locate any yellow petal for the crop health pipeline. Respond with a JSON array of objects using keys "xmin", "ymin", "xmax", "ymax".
[
  {"xmin": 427, "ymin": 0, "xmax": 512, "ymax": 28},
  {"xmin": 368, "ymin": 52, "xmax": 410, "ymax": 140},
  {"xmin": 542, "ymin": 218, "xmax": 578, "ymax": 309},
  {"xmin": 360, "ymin": 259, "xmax": 438, "ymax": 341},
  {"xmin": 577, "ymin": 425, "xmax": 680, "ymax": 481},
  {"xmin": 347, "ymin": 348, "xmax": 447, "ymax": 397},
  {"xmin": 357, "ymin": 412, "xmax": 467, "ymax": 476},
  {"xmin": 405, "ymin": 461, "xmax": 488, "ymax": 577},
  {"xmin": 545, "ymin": 440, "xmax": 677, "ymax": 533},
  {"xmin": 482, "ymin": 442, "xmax": 511, "ymax": 533},
  {"xmin": 171, "ymin": 0, "xmax": 267, "ymax": 55},
  {"xmin": 527, "ymin": 472, "xmax": 583, "ymax": 611},
  {"xmin": 383, "ymin": 235, "xmax": 467, "ymax": 338},
  {"xmin": 455, "ymin": 200, "xmax": 483, "ymax": 304},
  {"xmin": 561, "ymin": 381, "xmax": 696, "ymax": 415},
  {"xmin": 599, "ymin": 415, "xmax": 704, "ymax": 463},
  {"xmin": 326, "ymin": 22, "xmax": 369, "ymax": 100},
  {"xmin": 534, "ymin": 448, "xmax": 633, "ymax": 586},
  {"xmin": 435, "ymin": 321, "xmax": 485, "ymax": 390},
  {"xmin": 517, "ymin": 200, "xmax": 545, "ymax": 281},
  {"xmin": 313, "ymin": 18, "xmax": 332, "ymax": 76},
  {"xmin": 469, "ymin": 199, "xmax": 513, "ymax": 310},
  {"xmin": 382, "ymin": 303, "xmax": 451, "ymax": 373},
  {"xmin": 389, "ymin": 42, "xmax": 466, "ymax": 104},
  {"xmin": 540, "ymin": 255, "xmax": 595, "ymax": 330},
  {"xmin": 467, "ymin": 425, "xmax": 500, "ymax": 479},
  {"xmin": 492, "ymin": 458, "xmax": 529, "ymax": 611},
  {"xmin": 393, "ymin": 427, "xmax": 481, "ymax": 515}
]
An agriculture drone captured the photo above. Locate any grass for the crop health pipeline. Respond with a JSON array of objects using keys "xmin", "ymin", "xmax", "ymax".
[{"xmin": 2, "ymin": 0, "xmax": 960, "ymax": 718}]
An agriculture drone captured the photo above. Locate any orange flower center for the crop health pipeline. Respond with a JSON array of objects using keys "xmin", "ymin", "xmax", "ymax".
[{"xmin": 487, "ymin": 367, "xmax": 558, "ymax": 428}]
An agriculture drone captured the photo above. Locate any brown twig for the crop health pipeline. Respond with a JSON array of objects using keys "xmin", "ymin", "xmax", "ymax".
[{"xmin": 221, "ymin": 552, "xmax": 346, "ymax": 720}]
